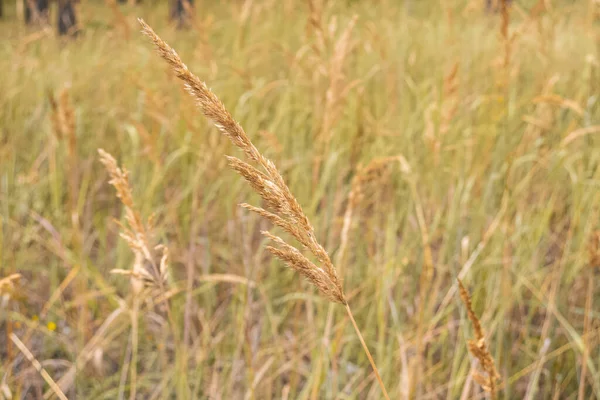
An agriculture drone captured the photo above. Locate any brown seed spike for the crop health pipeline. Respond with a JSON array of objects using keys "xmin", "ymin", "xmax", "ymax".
[{"xmin": 458, "ymin": 279, "xmax": 500, "ymax": 400}]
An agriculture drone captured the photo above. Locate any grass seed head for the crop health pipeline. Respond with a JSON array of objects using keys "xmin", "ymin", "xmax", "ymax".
[
  {"xmin": 98, "ymin": 149, "xmax": 169, "ymax": 294},
  {"xmin": 139, "ymin": 19, "xmax": 345, "ymax": 304},
  {"xmin": 588, "ymin": 230, "xmax": 600, "ymax": 268},
  {"xmin": 458, "ymin": 279, "xmax": 500, "ymax": 399}
]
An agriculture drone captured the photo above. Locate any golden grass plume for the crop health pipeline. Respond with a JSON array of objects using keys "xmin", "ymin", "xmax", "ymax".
[
  {"xmin": 138, "ymin": 19, "xmax": 344, "ymax": 304},
  {"xmin": 138, "ymin": 19, "xmax": 390, "ymax": 399},
  {"xmin": 98, "ymin": 149, "xmax": 169, "ymax": 294},
  {"xmin": 49, "ymin": 87, "xmax": 75, "ymax": 144},
  {"xmin": 458, "ymin": 279, "xmax": 500, "ymax": 399}
]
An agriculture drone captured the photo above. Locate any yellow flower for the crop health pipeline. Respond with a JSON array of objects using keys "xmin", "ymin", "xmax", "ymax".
[{"xmin": 47, "ymin": 321, "xmax": 57, "ymax": 332}]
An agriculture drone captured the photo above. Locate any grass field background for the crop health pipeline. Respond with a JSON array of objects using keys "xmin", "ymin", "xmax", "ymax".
[{"xmin": 1, "ymin": 0, "xmax": 600, "ymax": 398}]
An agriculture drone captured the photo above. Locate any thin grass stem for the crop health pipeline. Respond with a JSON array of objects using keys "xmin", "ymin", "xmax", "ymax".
[{"xmin": 344, "ymin": 303, "xmax": 390, "ymax": 400}]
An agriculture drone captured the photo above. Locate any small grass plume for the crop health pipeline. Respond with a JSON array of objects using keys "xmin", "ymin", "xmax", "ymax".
[
  {"xmin": 49, "ymin": 88, "xmax": 75, "ymax": 144},
  {"xmin": 458, "ymin": 279, "xmax": 500, "ymax": 399},
  {"xmin": 98, "ymin": 149, "xmax": 169, "ymax": 293},
  {"xmin": 138, "ymin": 18, "xmax": 390, "ymax": 399},
  {"xmin": 98, "ymin": 148, "xmax": 173, "ymax": 400}
]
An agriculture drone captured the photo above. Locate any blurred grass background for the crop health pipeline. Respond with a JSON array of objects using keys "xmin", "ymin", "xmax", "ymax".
[{"xmin": 1, "ymin": 0, "xmax": 600, "ymax": 398}]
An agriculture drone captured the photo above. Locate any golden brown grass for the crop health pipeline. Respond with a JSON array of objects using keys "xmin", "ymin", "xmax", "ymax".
[
  {"xmin": 311, "ymin": 14, "xmax": 358, "ymax": 183},
  {"xmin": 49, "ymin": 87, "xmax": 80, "ymax": 231},
  {"xmin": 2, "ymin": 2, "xmax": 598, "ymax": 398},
  {"xmin": 138, "ymin": 18, "xmax": 390, "ymax": 399},
  {"xmin": 98, "ymin": 149, "xmax": 170, "ymax": 294},
  {"xmin": 458, "ymin": 279, "xmax": 500, "ymax": 399},
  {"xmin": 98, "ymin": 148, "xmax": 174, "ymax": 400},
  {"xmin": 48, "ymin": 88, "xmax": 75, "ymax": 145}
]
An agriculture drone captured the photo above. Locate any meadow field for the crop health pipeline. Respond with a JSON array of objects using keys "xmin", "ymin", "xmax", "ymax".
[{"xmin": 1, "ymin": 0, "xmax": 600, "ymax": 398}]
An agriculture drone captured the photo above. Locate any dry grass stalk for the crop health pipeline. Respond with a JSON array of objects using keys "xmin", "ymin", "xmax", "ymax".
[
  {"xmin": 440, "ymin": 62, "xmax": 459, "ymax": 136},
  {"xmin": 139, "ymin": 19, "xmax": 343, "ymax": 304},
  {"xmin": 98, "ymin": 149, "xmax": 169, "ymax": 294},
  {"xmin": 423, "ymin": 62, "xmax": 459, "ymax": 165},
  {"xmin": 329, "ymin": 157, "xmax": 398, "ymax": 390},
  {"xmin": 397, "ymin": 156, "xmax": 435, "ymax": 398},
  {"xmin": 98, "ymin": 149, "xmax": 174, "ymax": 400},
  {"xmin": 138, "ymin": 19, "xmax": 390, "ymax": 399},
  {"xmin": 49, "ymin": 87, "xmax": 79, "ymax": 221},
  {"xmin": 10, "ymin": 333, "xmax": 68, "ymax": 400},
  {"xmin": 317, "ymin": 157, "xmax": 397, "ymax": 398},
  {"xmin": 304, "ymin": 3, "xmax": 359, "ymax": 180},
  {"xmin": 49, "ymin": 88, "xmax": 75, "ymax": 144},
  {"xmin": 306, "ymin": 0, "xmax": 328, "ymax": 55},
  {"xmin": 50, "ymin": 86, "xmax": 92, "ymax": 371},
  {"xmin": 48, "ymin": 88, "xmax": 76, "ymax": 174},
  {"xmin": 313, "ymin": 15, "xmax": 358, "ymax": 182},
  {"xmin": 321, "ymin": 15, "xmax": 358, "ymax": 136},
  {"xmin": 458, "ymin": 279, "xmax": 500, "ymax": 399}
]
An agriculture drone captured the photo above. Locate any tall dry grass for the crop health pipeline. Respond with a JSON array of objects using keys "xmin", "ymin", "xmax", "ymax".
[
  {"xmin": 1, "ymin": 0, "xmax": 599, "ymax": 398},
  {"xmin": 139, "ymin": 18, "xmax": 390, "ymax": 399}
]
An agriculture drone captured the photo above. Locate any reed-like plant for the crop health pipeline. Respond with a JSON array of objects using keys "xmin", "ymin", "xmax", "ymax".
[{"xmin": 138, "ymin": 18, "xmax": 390, "ymax": 399}]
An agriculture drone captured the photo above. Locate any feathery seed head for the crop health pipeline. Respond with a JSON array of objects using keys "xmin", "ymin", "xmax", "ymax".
[
  {"xmin": 98, "ymin": 149, "xmax": 169, "ymax": 294},
  {"xmin": 139, "ymin": 19, "xmax": 345, "ymax": 304}
]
